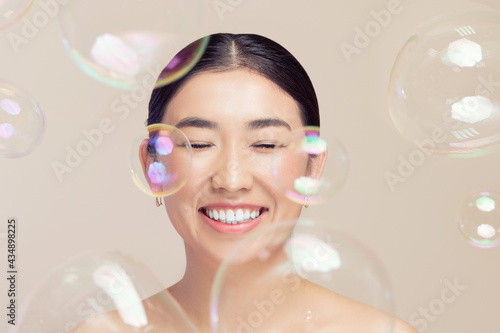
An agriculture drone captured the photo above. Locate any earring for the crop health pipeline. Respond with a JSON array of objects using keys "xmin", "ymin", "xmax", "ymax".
[
  {"xmin": 156, "ymin": 197, "xmax": 163, "ymax": 207},
  {"xmin": 304, "ymin": 196, "xmax": 309, "ymax": 208}
]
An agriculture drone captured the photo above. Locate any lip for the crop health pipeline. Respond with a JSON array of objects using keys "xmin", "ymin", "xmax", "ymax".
[
  {"xmin": 199, "ymin": 203, "xmax": 268, "ymax": 234},
  {"xmin": 202, "ymin": 203, "xmax": 265, "ymax": 210}
]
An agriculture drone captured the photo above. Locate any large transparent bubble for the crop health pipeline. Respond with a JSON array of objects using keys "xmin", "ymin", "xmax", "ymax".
[
  {"xmin": 211, "ymin": 220, "xmax": 395, "ymax": 333},
  {"xmin": 271, "ymin": 126, "xmax": 348, "ymax": 206},
  {"xmin": 388, "ymin": 11, "xmax": 500, "ymax": 157},
  {"xmin": 0, "ymin": 81, "xmax": 44, "ymax": 158},
  {"xmin": 12, "ymin": 251, "xmax": 197, "ymax": 333},
  {"xmin": 130, "ymin": 124, "xmax": 192, "ymax": 197},
  {"xmin": 458, "ymin": 190, "xmax": 500, "ymax": 248},
  {"xmin": 155, "ymin": 36, "xmax": 209, "ymax": 88},
  {"xmin": 470, "ymin": 0, "xmax": 500, "ymax": 11},
  {"xmin": 0, "ymin": 0, "xmax": 33, "ymax": 31},
  {"xmin": 57, "ymin": 0, "xmax": 209, "ymax": 89}
]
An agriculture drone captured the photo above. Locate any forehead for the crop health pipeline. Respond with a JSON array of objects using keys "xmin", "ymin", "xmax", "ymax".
[{"xmin": 162, "ymin": 68, "xmax": 302, "ymax": 129}]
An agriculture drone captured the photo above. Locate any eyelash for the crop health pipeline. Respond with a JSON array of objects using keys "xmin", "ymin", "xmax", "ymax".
[
  {"xmin": 190, "ymin": 143, "xmax": 213, "ymax": 149},
  {"xmin": 188, "ymin": 143, "xmax": 278, "ymax": 150},
  {"xmin": 253, "ymin": 143, "xmax": 277, "ymax": 149}
]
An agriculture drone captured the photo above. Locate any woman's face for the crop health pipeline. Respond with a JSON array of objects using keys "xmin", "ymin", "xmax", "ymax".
[{"xmin": 149, "ymin": 68, "xmax": 310, "ymax": 262}]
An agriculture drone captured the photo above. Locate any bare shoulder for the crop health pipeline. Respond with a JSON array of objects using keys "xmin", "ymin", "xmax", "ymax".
[
  {"xmin": 67, "ymin": 311, "xmax": 126, "ymax": 333},
  {"xmin": 392, "ymin": 317, "xmax": 419, "ymax": 333},
  {"xmin": 67, "ymin": 292, "xmax": 193, "ymax": 333},
  {"xmin": 68, "ymin": 311, "xmax": 161, "ymax": 333},
  {"xmin": 299, "ymin": 280, "xmax": 418, "ymax": 333}
]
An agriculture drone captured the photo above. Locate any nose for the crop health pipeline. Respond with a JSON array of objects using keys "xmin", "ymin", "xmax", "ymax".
[{"xmin": 211, "ymin": 148, "xmax": 254, "ymax": 192}]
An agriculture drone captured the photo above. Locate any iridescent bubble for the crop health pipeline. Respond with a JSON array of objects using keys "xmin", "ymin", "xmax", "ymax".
[
  {"xmin": 271, "ymin": 126, "xmax": 348, "ymax": 205},
  {"xmin": 155, "ymin": 36, "xmax": 210, "ymax": 88},
  {"xmin": 388, "ymin": 11, "xmax": 500, "ymax": 157},
  {"xmin": 130, "ymin": 124, "xmax": 192, "ymax": 197},
  {"xmin": 210, "ymin": 220, "xmax": 395, "ymax": 333},
  {"xmin": 0, "ymin": 81, "xmax": 44, "ymax": 158},
  {"xmin": 0, "ymin": 0, "xmax": 33, "ymax": 31},
  {"xmin": 12, "ymin": 251, "xmax": 197, "ymax": 333},
  {"xmin": 458, "ymin": 191, "xmax": 500, "ymax": 248},
  {"xmin": 57, "ymin": 0, "xmax": 209, "ymax": 89}
]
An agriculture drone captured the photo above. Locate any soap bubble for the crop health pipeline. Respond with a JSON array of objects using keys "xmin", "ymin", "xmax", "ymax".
[
  {"xmin": 211, "ymin": 220, "xmax": 395, "ymax": 333},
  {"xmin": 58, "ymin": 0, "xmax": 209, "ymax": 89},
  {"xmin": 271, "ymin": 126, "xmax": 348, "ymax": 206},
  {"xmin": 0, "ymin": 81, "xmax": 44, "ymax": 158},
  {"xmin": 130, "ymin": 124, "xmax": 192, "ymax": 197},
  {"xmin": 469, "ymin": 0, "xmax": 500, "ymax": 11},
  {"xmin": 458, "ymin": 190, "xmax": 500, "ymax": 248},
  {"xmin": 0, "ymin": 0, "xmax": 33, "ymax": 31},
  {"xmin": 155, "ymin": 35, "xmax": 210, "ymax": 88},
  {"xmin": 12, "ymin": 251, "xmax": 197, "ymax": 333},
  {"xmin": 388, "ymin": 11, "xmax": 500, "ymax": 157}
]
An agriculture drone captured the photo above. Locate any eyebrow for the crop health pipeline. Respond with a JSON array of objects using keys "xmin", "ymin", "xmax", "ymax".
[
  {"xmin": 175, "ymin": 117, "xmax": 292, "ymax": 131},
  {"xmin": 247, "ymin": 118, "xmax": 292, "ymax": 131},
  {"xmin": 175, "ymin": 117, "xmax": 219, "ymax": 130}
]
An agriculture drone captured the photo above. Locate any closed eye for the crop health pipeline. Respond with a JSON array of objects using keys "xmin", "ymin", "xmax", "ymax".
[
  {"xmin": 252, "ymin": 143, "xmax": 277, "ymax": 149},
  {"xmin": 190, "ymin": 143, "xmax": 213, "ymax": 149}
]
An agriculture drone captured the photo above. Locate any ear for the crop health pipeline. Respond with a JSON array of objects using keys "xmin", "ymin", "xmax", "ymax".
[{"xmin": 138, "ymin": 138, "xmax": 156, "ymax": 193}]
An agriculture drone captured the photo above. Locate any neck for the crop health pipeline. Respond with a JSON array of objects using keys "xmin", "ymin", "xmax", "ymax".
[
  {"xmin": 168, "ymin": 241, "xmax": 291, "ymax": 332},
  {"xmin": 167, "ymin": 243, "xmax": 219, "ymax": 331}
]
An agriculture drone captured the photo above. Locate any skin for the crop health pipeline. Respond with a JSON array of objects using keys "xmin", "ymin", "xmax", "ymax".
[
  {"xmin": 71, "ymin": 68, "xmax": 417, "ymax": 332},
  {"xmin": 156, "ymin": 68, "xmax": 310, "ymax": 263},
  {"xmin": 151, "ymin": 68, "xmax": 315, "ymax": 330}
]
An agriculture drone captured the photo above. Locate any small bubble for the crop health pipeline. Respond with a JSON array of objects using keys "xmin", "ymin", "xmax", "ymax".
[
  {"xmin": 0, "ymin": 81, "xmax": 44, "ymax": 158},
  {"xmin": 271, "ymin": 127, "xmax": 348, "ymax": 205},
  {"xmin": 459, "ymin": 191, "xmax": 500, "ymax": 248},
  {"xmin": 130, "ymin": 124, "xmax": 192, "ymax": 197}
]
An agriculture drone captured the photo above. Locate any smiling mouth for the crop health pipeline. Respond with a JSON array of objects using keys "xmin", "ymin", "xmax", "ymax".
[{"xmin": 200, "ymin": 207, "xmax": 268, "ymax": 224}]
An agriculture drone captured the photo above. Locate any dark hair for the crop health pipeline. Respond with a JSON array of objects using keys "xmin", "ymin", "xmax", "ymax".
[{"xmin": 147, "ymin": 33, "xmax": 319, "ymax": 127}]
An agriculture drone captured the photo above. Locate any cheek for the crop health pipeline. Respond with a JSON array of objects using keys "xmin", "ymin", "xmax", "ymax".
[
  {"xmin": 164, "ymin": 157, "xmax": 212, "ymax": 216},
  {"xmin": 250, "ymin": 154, "xmax": 304, "ymax": 217},
  {"xmin": 163, "ymin": 187, "xmax": 201, "ymax": 247},
  {"xmin": 272, "ymin": 150, "xmax": 309, "ymax": 192},
  {"xmin": 162, "ymin": 162, "xmax": 208, "ymax": 227}
]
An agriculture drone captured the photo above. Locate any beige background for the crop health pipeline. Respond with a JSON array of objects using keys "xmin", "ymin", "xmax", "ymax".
[{"xmin": 1, "ymin": 0, "xmax": 499, "ymax": 332}]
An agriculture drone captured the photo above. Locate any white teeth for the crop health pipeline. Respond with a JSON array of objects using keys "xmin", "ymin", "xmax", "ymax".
[
  {"xmin": 204, "ymin": 208, "xmax": 263, "ymax": 224},
  {"xmin": 235, "ymin": 209, "xmax": 244, "ymax": 222},
  {"xmin": 226, "ymin": 210, "xmax": 235, "ymax": 223}
]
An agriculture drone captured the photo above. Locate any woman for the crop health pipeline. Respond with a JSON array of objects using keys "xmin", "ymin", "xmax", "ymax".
[
  {"xmin": 140, "ymin": 33, "xmax": 417, "ymax": 332},
  {"xmin": 75, "ymin": 33, "xmax": 417, "ymax": 332}
]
